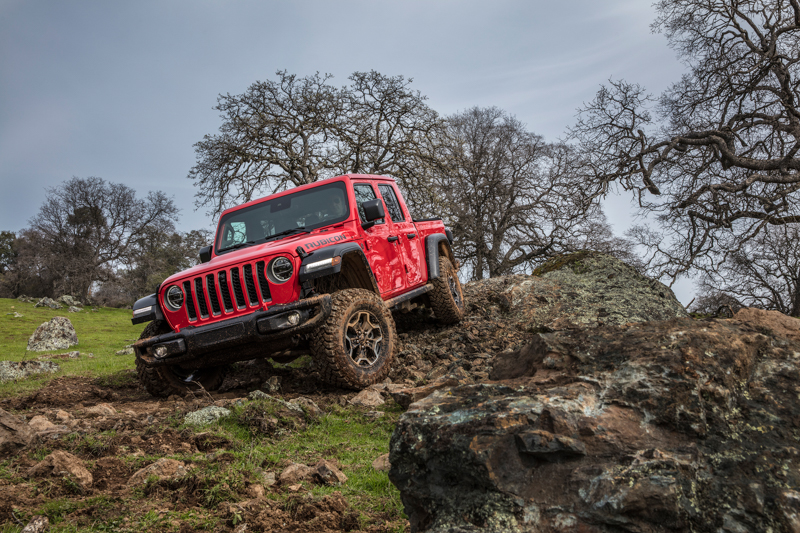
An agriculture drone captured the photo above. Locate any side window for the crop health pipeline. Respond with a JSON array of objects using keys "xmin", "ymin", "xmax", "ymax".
[
  {"xmin": 378, "ymin": 184, "xmax": 405, "ymax": 223},
  {"xmin": 353, "ymin": 183, "xmax": 384, "ymax": 224}
]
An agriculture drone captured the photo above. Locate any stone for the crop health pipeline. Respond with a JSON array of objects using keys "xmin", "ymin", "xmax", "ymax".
[
  {"xmin": 28, "ymin": 415, "xmax": 56, "ymax": 432},
  {"xmin": 0, "ymin": 360, "xmax": 59, "ymax": 382},
  {"xmin": 67, "ymin": 306, "xmax": 82, "ymax": 313},
  {"xmin": 115, "ymin": 345, "xmax": 133, "ymax": 355},
  {"xmin": 389, "ymin": 317, "xmax": 800, "ymax": 532},
  {"xmin": 288, "ymin": 396, "xmax": 322, "ymax": 418},
  {"xmin": 311, "ymin": 460, "xmax": 347, "ymax": 485},
  {"xmin": 21, "ymin": 515, "xmax": 49, "ymax": 533},
  {"xmin": 263, "ymin": 376, "xmax": 281, "ymax": 393},
  {"xmin": 127, "ymin": 458, "xmax": 187, "ymax": 486},
  {"xmin": 279, "ymin": 462, "xmax": 314, "ymax": 485},
  {"xmin": 372, "ymin": 453, "xmax": 390, "ymax": 472},
  {"xmin": 55, "ymin": 410, "xmax": 71, "ymax": 422},
  {"xmin": 27, "ymin": 316, "xmax": 78, "ymax": 351},
  {"xmin": 34, "ymin": 297, "xmax": 61, "ymax": 309},
  {"xmin": 183, "ymin": 406, "xmax": 231, "ymax": 426},
  {"xmin": 57, "ymin": 295, "xmax": 82, "ymax": 307},
  {"xmin": 348, "ymin": 389, "xmax": 384, "ymax": 407},
  {"xmin": 27, "ymin": 450, "xmax": 92, "ymax": 489},
  {"xmin": 0, "ymin": 408, "xmax": 34, "ymax": 458},
  {"xmin": 389, "ymin": 372, "xmax": 472, "ymax": 410},
  {"xmin": 733, "ymin": 307, "xmax": 800, "ymax": 342},
  {"xmin": 85, "ymin": 403, "xmax": 116, "ymax": 417}
]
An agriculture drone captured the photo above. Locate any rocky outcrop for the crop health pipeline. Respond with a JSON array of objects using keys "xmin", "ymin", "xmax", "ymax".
[
  {"xmin": 0, "ymin": 361, "xmax": 59, "ymax": 382},
  {"xmin": 389, "ymin": 316, "xmax": 800, "ymax": 532},
  {"xmin": 27, "ymin": 316, "xmax": 78, "ymax": 351}
]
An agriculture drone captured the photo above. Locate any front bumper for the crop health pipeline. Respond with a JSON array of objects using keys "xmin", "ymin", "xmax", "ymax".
[{"xmin": 134, "ymin": 294, "xmax": 331, "ymax": 368}]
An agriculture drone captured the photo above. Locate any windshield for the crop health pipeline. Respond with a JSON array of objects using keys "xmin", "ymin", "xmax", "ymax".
[{"xmin": 215, "ymin": 181, "xmax": 350, "ymax": 254}]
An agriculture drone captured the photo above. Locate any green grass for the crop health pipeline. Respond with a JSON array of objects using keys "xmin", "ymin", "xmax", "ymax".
[{"xmin": 0, "ymin": 298, "xmax": 146, "ymax": 397}]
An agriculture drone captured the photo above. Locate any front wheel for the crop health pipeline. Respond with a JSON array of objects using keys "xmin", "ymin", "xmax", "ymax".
[
  {"xmin": 135, "ymin": 320, "xmax": 228, "ymax": 398},
  {"xmin": 429, "ymin": 256, "xmax": 465, "ymax": 324},
  {"xmin": 311, "ymin": 289, "xmax": 397, "ymax": 389}
]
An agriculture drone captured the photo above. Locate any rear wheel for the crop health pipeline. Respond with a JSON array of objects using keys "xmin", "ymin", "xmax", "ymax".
[
  {"xmin": 429, "ymin": 256, "xmax": 465, "ymax": 324},
  {"xmin": 311, "ymin": 289, "xmax": 397, "ymax": 389},
  {"xmin": 135, "ymin": 320, "xmax": 228, "ymax": 397}
]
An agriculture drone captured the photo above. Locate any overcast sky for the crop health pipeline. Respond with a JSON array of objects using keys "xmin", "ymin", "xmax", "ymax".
[{"xmin": 0, "ymin": 0, "xmax": 695, "ymax": 301}]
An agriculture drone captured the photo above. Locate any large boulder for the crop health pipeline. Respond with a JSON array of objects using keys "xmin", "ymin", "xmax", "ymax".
[
  {"xmin": 389, "ymin": 317, "xmax": 800, "ymax": 532},
  {"xmin": 472, "ymin": 251, "xmax": 688, "ymax": 331},
  {"xmin": 27, "ymin": 316, "xmax": 78, "ymax": 351}
]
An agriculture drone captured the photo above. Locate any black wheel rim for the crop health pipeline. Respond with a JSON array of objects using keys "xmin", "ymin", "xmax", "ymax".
[
  {"xmin": 448, "ymin": 273, "xmax": 463, "ymax": 309},
  {"xmin": 344, "ymin": 310, "xmax": 384, "ymax": 368}
]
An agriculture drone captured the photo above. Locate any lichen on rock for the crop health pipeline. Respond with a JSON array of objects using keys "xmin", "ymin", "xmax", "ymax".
[{"xmin": 27, "ymin": 316, "xmax": 78, "ymax": 352}]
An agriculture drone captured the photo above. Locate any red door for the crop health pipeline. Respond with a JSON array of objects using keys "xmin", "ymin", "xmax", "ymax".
[
  {"xmin": 377, "ymin": 184, "xmax": 426, "ymax": 289},
  {"xmin": 353, "ymin": 182, "xmax": 406, "ymax": 296}
]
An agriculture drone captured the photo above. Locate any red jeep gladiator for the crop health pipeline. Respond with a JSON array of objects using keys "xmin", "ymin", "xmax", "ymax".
[{"xmin": 131, "ymin": 174, "xmax": 465, "ymax": 397}]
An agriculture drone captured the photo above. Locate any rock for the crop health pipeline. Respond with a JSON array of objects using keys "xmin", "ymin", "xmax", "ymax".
[
  {"xmin": 127, "ymin": 458, "xmax": 187, "ymax": 486},
  {"xmin": 263, "ymin": 376, "xmax": 281, "ymax": 393},
  {"xmin": 389, "ymin": 317, "xmax": 800, "ymax": 532},
  {"xmin": 365, "ymin": 411, "xmax": 384, "ymax": 420},
  {"xmin": 312, "ymin": 460, "xmax": 347, "ymax": 485},
  {"xmin": 85, "ymin": 403, "xmax": 116, "ymax": 417},
  {"xmin": 279, "ymin": 462, "xmax": 314, "ymax": 485},
  {"xmin": 248, "ymin": 484, "xmax": 265, "ymax": 498},
  {"xmin": 67, "ymin": 306, "xmax": 82, "ymax": 313},
  {"xmin": 27, "ymin": 316, "xmax": 78, "ymax": 351},
  {"xmin": 288, "ymin": 483, "xmax": 302, "ymax": 492},
  {"xmin": 21, "ymin": 515, "xmax": 49, "ymax": 533},
  {"xmin": 372, "ymin": 453, "xmax": 390, "ymax": 472},
  {"xmin": 248, "ymin": 390, "xmax": 269, "ymax": 400},
  {"xmin": 348, "ymin": 389, "xmax": 384, "ymax": 407},
  {"xmin": 733, "ymin": 307, "xmax": 800, "ymax": 343},
  {"xmin": 34, "ymin": 297, "xmax": 61, "ymax": 309},
  {"xmin": 11, "ymin": 312, "xmax": 23, "ymax": 318},
  {"xmin": 389, "ymin": 372, "xmax": 472, "ymax": 410},
  {"xmin": 27, "ymin": 450, "xmax": 92, "ymax": 489},
  {"xmin": 0, "ymin": 408, "xmax": 34, "ymax": 458},
  {"xmin": 288, "ymin": 396, "xmax": 322, "ymax": 417},
  {"xmin": 0, "ymin": 360, "xmax": 59, "ymax": 382},
  {"xmin": 263, "ymin": 471, "xmax": 276, "ymax": 486},
  {"xmin": 57, "ymin": 295, "xmax": 82, "ymax": 307},
  {"xmin": 115, "ymin": 345, "xmax": 133, "ymax": 355},
  {"xmin": 184, "ymin": 406, "xmax": 231, "ymax": 426},
  {"xmin": 28, "ymin": 415, "xmax": 56, "ymax": 432},
  {"xmin": 17, "ymin": 295, "xmax": 36, "ymax": 303},
  {"xmin": 55, "ymin": 410, "xmax": 71, "ymax": 422}
]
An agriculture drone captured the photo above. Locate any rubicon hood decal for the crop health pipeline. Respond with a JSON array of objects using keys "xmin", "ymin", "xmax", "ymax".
[{"xmin": 302, "ymin": 233, "xmax": 347, "ymax": 251}]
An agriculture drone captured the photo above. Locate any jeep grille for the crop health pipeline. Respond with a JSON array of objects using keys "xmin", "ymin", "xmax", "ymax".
[{"xmin": 181, "ymin": 263, "xmax": 272, "ymax": 323}]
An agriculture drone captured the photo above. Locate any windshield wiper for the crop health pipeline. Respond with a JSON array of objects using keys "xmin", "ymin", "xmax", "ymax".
[
  {"xmin": 265, "ymin": 227, "xmax": 308, "ymax": 242},
  {"xmin": 218, "ymin": 240, "xmax": 256, "ymax": 253}
]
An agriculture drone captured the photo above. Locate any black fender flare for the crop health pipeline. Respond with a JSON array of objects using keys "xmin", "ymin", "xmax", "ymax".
[
  {"xmin": 425, "ymin": 233, "xmax": 456, "ymax": 280},
  {"xmin": 131, "ymin": 292, "xmax": 165, "ymax": 325},
  {"xmin": 298, "ymin": 242, "xmax": 380, "ymax": 294}
]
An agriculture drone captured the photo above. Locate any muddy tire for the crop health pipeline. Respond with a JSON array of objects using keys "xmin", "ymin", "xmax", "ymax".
[
  {"xmin": 429, "ymin": 256, "xmax": 465, "ymax": 324},
  {"xmin": 311, "ymin": 289, "xmax": 397, "ymax": 389},
  {"xmin": 135, "ymin": 320, "xmax": 228, "ymax": 398}
]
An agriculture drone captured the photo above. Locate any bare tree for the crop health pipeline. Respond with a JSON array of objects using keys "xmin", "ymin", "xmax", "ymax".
[
  {"xmin": 694, "ymin": 224, "xmax": 800, "ymax": 316},
  {"xmin": 190, "ymin": 70, "xmax": 444, "ymax": 217},
  {"xmin": 570, "ymin": 0, "xmax": 800, "ymax": 280},
  {"xmin": 436, "ymin": 107, "xmax": 605, "ymax": 280},
  {"xmin": 29, "ymin": 177, "xmax": 179, "ymax": 301}
]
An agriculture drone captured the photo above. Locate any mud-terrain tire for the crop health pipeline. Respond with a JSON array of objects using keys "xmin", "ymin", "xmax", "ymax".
[
  {"xmin": 429, "ymin": 256, "xmax": 465, "ymax": 324},
  {"xmin": 311, "ymin": 289, "xmax": 397, "ymax": 389},
  {"xmin": 135, "ymin": 320, "xmax": 228, "ymax": 397}
]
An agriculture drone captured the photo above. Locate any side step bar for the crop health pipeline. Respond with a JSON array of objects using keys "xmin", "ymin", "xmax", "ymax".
[{"xmin": 384, "ymin": 283, "xmax": 433, "ymax": 310}]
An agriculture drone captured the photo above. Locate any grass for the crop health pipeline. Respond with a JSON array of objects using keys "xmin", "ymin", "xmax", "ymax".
[{"xmin": 0, "ymin": 297, "xmax": 146, "ymax": 397}]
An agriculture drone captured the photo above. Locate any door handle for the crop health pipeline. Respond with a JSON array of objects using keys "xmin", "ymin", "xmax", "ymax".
[
  {"xmin": 406, "ymin": 233, "xmax": 417, "ymax": 239},
  {"xmin": 388, "ymin": 236, "xmax": 399, "ymax": 243}
]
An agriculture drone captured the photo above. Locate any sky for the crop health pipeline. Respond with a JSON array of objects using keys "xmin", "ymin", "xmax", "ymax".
[{"xmin": 0, "ymin": 0, "xmax": 694, "ymax": 301}]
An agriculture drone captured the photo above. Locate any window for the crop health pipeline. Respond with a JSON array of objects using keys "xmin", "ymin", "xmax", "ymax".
[
  {"xmin": 378, "ymin": 184, "xmax": 405, "ymax": 222},
  {"xmin": 353, "ymin": 183, "xmax": 384, "ymax": 224}
]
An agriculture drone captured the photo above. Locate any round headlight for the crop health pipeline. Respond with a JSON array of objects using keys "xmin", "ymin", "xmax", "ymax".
[
  {"xmin": 269, "ymin": 257, "xmax": 293, "ymax": 283},
  {"xmin": 164, "ymin": 285, "xmax": 184, "ymax": 311}
]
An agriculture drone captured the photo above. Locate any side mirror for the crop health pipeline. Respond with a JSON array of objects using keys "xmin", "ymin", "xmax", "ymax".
[
  {"xmin": 361, "ymin": 199, "xmax": 385, "ymax": 230},
  {"xmin": 199, "ymin": 245, "xmax": 212, "ymax": 263}
]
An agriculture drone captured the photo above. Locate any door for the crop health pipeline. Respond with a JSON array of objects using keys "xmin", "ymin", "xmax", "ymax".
[
  {"xmin": 377, "ymin": 183, "xmax": 426, "ymax": 288},
  {"xmin": 353, "ymin": 182, "xmax": 406, "ymax": 296}
]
